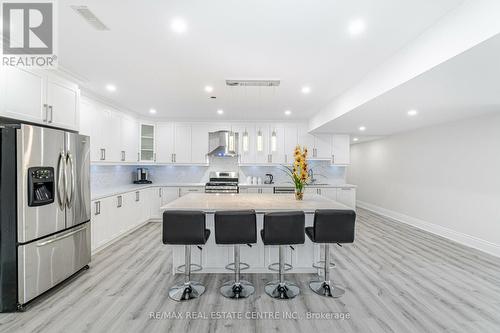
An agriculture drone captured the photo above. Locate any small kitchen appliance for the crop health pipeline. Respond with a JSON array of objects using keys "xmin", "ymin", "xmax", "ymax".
[{"xmin": 134, "ymin": 168, "xmax": 152, "ymax": 184}]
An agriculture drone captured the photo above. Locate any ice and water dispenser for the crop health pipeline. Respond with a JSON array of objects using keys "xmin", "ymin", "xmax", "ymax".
[{"xmin": 27, "ymin": 167, "xmax": 55, "ymax": 206}]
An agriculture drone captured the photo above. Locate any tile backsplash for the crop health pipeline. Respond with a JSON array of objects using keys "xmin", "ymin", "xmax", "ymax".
[{"xmin": 91, "ymin": 157, "xmax": 346, "ymax": 193}]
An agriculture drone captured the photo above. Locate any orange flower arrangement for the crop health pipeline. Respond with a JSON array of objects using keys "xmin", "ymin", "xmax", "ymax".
[{"xmin": 283, "ymin": 145, "xmax": 309, "ymax": 200}]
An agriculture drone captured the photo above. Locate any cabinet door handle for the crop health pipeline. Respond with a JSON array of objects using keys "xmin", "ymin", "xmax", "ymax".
[
  {"xmin": 171, "ymin": 153, "xmax": 174, "ymax": 163},
  {"xmin": 121, "ymin": 151, "xmax": 125, "ymax": 161},
  {"xmin": 159, "ymin": 188, "xmax": 162, "ymax": 197},
  {"xmin": 137, "ymin": 152, "xmax": 140, "ymax": 162},
  {"xmin": 285, "ymin": 154, "xmax": 287, "ymax": 163},
  {"xmin": 94, "ymin": 201, "xmax": 100, "ymax": 215},
  {"xmin": 174, "ymin": 154, "xmax": 176, "ymax": 163},
  {"xmin": 43, "ymin": 104, "xmax": 48, "ymax": 122},
  {"xmin": 49, "ymin": 105, "xmax": 53, "ymax": 123},
  {"xmin": 100, "ymin": 148, "xmax": 105, "ymax": 161},
  {"xmin": 136, "ymin": 191, "xmax": 140, "ymax": 201},
  {"xmin": 331, "ymin": 154, "xmax": 335, "ymax": 164},
  {"xmin": 153, "ymin": 153, "xmax": 156, "ymax": 162},
  {"xmin": 117, "ymin": 195, "xmax": 122, "ymax": 208}
]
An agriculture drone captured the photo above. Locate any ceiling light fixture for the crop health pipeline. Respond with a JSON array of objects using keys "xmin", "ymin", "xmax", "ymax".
[
  {"xmin": 301, "ymin": 86, "xmax": 311, "ymax": 94},
  {"xmin": 284, "ymin": 110, "xmax": 292, "ymax": 116},
  {"xmin": 407, "ymin": 109, "xmax": 418, "ymax": 116},
  {"xmin": 348, "ymin": 18, "xmax": 366, "ymax": 35},
  {"xmin": 271, "ymin": 129, "xmax": 277, "ymax": 152},
  {"xmin": 105, "ymin": 84, "xmax": 116, "ymax": 92},
  {"xmin": 171, "ymin": 17, "xmax": 187, "ymax": 34},
  {"xmin": 204, "ymin": 86, "xmax": 213, "ymax": 93},
  {"xmin": 217, "ymin": 109, "xmax": 224, "ymax": 115},
  {"xmin": 359, "ymin": 126, "xmax": 366, "ymax": 131},
  {"xmin": 149, "ymin": 108, "xmax": 157, "ymax": 114},
  {"xmin": 353, "ymin": 137, "xmax": 359, "ymax": 142},
  {"xmin": 257, "ymin": 129, "xmax": 263, "ymax": 152},
  {"xmin": 242, "ymin": 129, "xmax": 249, "ymax": 152}
]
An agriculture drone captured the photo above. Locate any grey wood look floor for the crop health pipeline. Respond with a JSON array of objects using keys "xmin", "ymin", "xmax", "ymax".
[{"xmin": 1, "ymin": 208, "xmax": 499, "ymax": 333}]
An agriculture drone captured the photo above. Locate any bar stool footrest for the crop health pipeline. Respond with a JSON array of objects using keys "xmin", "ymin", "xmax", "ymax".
[
  {"xmin": 268, "ymin": 262, "xmax": 293, "ymax": 272},
  {"xmin": 312, "ymin": 260, "xmax": 336, "ymax": 270},
  {"xmin": 176, "ymin": 263, "xmax": 203, "ymax": 274},
  {"xmin": 224, "ymin": 262, "xmax": 250, "ymax": 271}
]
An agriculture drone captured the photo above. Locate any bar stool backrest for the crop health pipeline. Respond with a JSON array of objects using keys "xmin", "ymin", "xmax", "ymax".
[
  {"xmin": 163, "ymin": 210, "xmax": 206, "ymax": 245},
  {"xmin": 263, "ymin": 211, "xmax": 305, "ymax": 245},
  {"xmin": 313, "ymin": 209, "xmax": 356, "ymax": 243}
]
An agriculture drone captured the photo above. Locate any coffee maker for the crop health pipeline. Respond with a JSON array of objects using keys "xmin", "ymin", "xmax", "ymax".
[{"xmin": 134, "ymin": 168, "xmax": 152, "ymax": 184}]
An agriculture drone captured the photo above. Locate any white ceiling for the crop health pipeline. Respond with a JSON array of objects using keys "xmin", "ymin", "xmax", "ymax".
[
  {"xmin": 319, "ymin": 32, "xmax": 500, "ymax": 141},
  {"xmin": 58, "ymin": 0, "xmax": 463, "ymax": 120}
]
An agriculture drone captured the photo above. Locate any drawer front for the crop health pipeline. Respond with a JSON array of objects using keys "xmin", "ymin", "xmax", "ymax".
[{"xmin": 18, "ymin": 222, "xmax": 91, "ymax": 304}]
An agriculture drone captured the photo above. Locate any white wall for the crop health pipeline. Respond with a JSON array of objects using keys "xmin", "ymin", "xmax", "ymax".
[{"xmin": 347, "ymin": 113, "xmax": 500, "ymax": 256}]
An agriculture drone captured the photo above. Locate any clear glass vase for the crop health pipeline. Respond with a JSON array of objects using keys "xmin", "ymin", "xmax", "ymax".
[{"xmin": 295, "ymin": 189, "xmax": 304, "ymax": 200}]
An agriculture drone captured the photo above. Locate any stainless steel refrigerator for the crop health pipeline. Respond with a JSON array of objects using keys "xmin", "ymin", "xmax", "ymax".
[{"xmin": 0, "ymin": 122, "xmax": 91, "ymax": 312}]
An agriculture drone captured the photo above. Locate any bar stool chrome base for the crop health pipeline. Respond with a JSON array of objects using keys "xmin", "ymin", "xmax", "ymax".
[
  {"xmin": 265, "ymin": 280, "xmax": 300, "ymax": 299},
  {"xmin": 169, "ymin": 281, "xmax": 206, "ymax": 301},
  {"xmin": 220, "ymin": 280, "xmax": 255, "ymax": 299},
  {"xmin": 309, "ymin": 280, "xmax": 344, "ymax": 298}
]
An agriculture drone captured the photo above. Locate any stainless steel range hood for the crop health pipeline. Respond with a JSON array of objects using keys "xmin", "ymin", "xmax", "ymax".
[{"xmin": 208, "ymin": 131, "xmax": 239, "ymax": 157}]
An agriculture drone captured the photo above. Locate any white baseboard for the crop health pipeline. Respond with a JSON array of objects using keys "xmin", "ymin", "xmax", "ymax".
[{"xmin": 357, "ymin": 200, "xmax": 500, "ymax": 258}]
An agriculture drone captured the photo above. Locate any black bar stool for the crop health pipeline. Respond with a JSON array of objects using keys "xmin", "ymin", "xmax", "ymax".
[
  {"xmin": 215, "ymin": 210, "xmax": 257, "ymax": 299},
  {"xmin": 162, "ymin": 210, "xmax": 210, "ymax": 301},
  {"xmin": 306, "ymin": 209, "xmax": 356, "ymax": 298},
  {"xmin": 261, "ymin": 211, "xmax": 305, "ymax": 299}
]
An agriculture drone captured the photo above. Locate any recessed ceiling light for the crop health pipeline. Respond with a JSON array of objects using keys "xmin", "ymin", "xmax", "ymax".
[
  {"xmin": 149, "ymin": 108, "xmax": 157, "ymax": 114},
  {"xmin": 407, "ymin": 109, "xmax": 418, "ymax": 116},
  {"xmin": 359, "ymin": 126, "xmax": 366, "ymax": 131},
  {"xmin": 348, "ymin": 19, "xmax": 366, "ymax": 35},
  {"xmin": 105, "ymin": 84, "xmax": 116, "ymax": 92},
  {"xmin": 284, "ymin": 110, "xmax": 292, "ymax": 116},
  {"xmin": 204, "ymin": 86, "xmax": 213, "ymax": 93},
  {"xmin": 301, "ymin": 86, "xmax": 311, "ymax": 94},
  {"xmin": 217, "ymin": 109, "xmax": 224, "ymax": 115},
  {"xmin": 353, "ymin": 137, "xmax": 359, "ymax": 142},
  {"xmin": 171, "ymin": 17, "xmax": 187, "ymax": 34}
]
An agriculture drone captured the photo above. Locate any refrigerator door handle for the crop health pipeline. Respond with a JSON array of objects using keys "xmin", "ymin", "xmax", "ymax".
[
  {"xmin": 57, "ymin": 152, "xmax": 66, "ymax": 210},
  {"xmin": 66, "ymin": 152, "xmax": 75, "ymax": 208}
]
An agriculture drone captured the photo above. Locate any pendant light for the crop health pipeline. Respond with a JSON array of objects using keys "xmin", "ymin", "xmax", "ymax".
[
  {"xmin": 257, "ymin": 128, "xmax": 263, "ymax": 152},
  {"xmin": 242, "ymin": 128, "xmax": 249, "ymax": 152},
  {"xmin": 271, "ymin": 128, "xmax": 277, "ymax": 152}
]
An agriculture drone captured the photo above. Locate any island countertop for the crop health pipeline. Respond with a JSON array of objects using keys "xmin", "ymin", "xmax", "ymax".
[{"xmin": 161, "ymin": 193, "xmax": 351, "ymax": 213}]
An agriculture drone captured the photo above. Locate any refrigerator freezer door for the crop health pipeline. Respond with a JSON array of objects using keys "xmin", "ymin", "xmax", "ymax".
[
  {"xmin": 17, "ymin": 222, "xmax": 91, "ymax": 304},
  {"xmin": 17, "ymin": 124, "xmax": 66, "ymax": 243},
  {"xmin": 65, "ymin": 133, "xmax": 91, "ymax": 228}
]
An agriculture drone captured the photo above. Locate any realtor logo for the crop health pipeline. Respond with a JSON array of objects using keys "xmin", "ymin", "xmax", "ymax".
[{"xmin": 1, "ymin": 1, "xmax": 57, "ymax": 67}]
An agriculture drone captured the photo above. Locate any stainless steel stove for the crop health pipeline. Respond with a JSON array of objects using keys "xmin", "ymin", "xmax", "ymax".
[{"xmin": 205, "ymin": 171, "xmax": 239, "ymax": 193}]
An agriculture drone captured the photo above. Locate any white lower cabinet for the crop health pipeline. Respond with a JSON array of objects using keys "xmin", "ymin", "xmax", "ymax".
[
  {"xmin": 91, "ymin": 189, "xmax": 157, "ymax": 252},
  {"xmin": 336, "ymin": 187, "xmax": 356, "ymax": 209}
]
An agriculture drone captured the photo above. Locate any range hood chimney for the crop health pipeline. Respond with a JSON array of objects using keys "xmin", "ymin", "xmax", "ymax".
[{"xmin": 208, "ymin": 131, "xmax": 239, "ymax": 157}]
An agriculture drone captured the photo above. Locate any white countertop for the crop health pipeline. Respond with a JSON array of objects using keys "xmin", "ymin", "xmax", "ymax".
[
  {"xmin": 91, "ymin": 182, "xmax": 356, "ymax": 200},
  {"xmin": 91, "ymin": 183, "xmax": 205, "ymax": 200},
  {"xmin": 238, "ymin": 183, "xmax": 357, "ymax": 188},
  {"xmin": 161, "ymin": 193, "xmax": 351, "ymax": 213}
]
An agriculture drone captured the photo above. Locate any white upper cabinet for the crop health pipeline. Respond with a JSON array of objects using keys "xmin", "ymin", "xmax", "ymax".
[
  {"xmin": 283, "ymin": 125, "xmax": 298, "ymax": 164},
  {"xmin": 191, "ymin": 123, "xmax": 209, "ymax": 164},
  {"xmin": 297, "ymin": 124, "xmax": 315, "ymax": 152},
  {"xmin": 173, "ymin": 124, "xmax": 192, "ymax": 163},
  {"xmin": 80, "ymin": 98, "xmax": 102, "ymax": 162},
  {"xmin": 1, "ymin": 67, "xmax": 45, "ymax": 123},
  {"xmin": 46, "ymin": 73, "xmax": 80, "ymax": 130},
  {"xmin": 312, "ymin": 134, "xmax": 332, "ymax": 160},
  {"xmin": 120, "ymin": 115, "xmax": 139, "ymax": 163},
  {"xmin": 140, "ymin": 123, "xmax": 155, "ymax": 162},
  {"xmin": 332, "ymin": 134, "xmax": 350, "ymax": 165},
  {"xmin": 0, "ymin": 67, "xmax": 79, "ymax": 130},
  {"xmin": 155, "ymin": 123, "xmax": 175, "ymax": 163}
]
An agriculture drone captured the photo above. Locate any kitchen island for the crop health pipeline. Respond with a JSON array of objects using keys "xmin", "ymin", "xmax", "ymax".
[{"xmin": 161, "ymin": 193, "xmax": 352, "ymax": 273}]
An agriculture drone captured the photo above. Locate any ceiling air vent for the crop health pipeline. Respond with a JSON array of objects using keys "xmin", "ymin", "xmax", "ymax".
[
  {"xmin": 225, "ymin": 79, "xmax": 280, "ymax": 87},
  {"xmin": 71, "ymin": 6, "xmax": 110, "ymax": 31}
]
